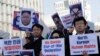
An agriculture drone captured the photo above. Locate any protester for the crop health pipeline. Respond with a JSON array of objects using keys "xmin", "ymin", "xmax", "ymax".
[
  {"xmin": 30, "ymin": 23, "xmax": 44, "ymax": 56},
  {"xmin": 24, "ymin": 24, "xmax": 43, "ymax": 56},
  {"xmin": 72, "ymin": 17, "xmax": 100, "ymax": 56},
  {"xmin": 51, "ymin": 30, "xmax": 63, "ymax": 39},
  {"xmin": 73, "ymin": 17, "xmax": 94, "ymax": 34}
]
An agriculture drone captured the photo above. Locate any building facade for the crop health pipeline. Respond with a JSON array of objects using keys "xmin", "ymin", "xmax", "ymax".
[
  {"xmin": 54, "ymin": 0, "xmax": 69, "ymax": 16},
  {"xmin": 0, "ymin": 0, "xmax": 43, "ymax": 38}
]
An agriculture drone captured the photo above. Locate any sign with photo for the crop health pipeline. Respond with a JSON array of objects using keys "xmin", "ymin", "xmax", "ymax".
[
  {"xmin": 52, "ymin": 13, "xmax": 64, "ymax": 30},
  {"xmin": 13, "ymin": 9, "xmax": 39, "ymax": 31},
  {"xmin": 69, "ymin": 3, "xmax": 83, "ymax": 19}
]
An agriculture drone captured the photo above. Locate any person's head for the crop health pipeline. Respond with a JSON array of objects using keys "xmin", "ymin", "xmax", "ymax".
[
  {"xmin": 32, "ymin": 24, "xmax": 43, "ymax": 38},
  {"xmin": 21, "ymin": 11, "xmax": 31, "ymax": 26},
  {"xmin": 51, "ymin": 30, "xmax": 63, "ymax": 39},
  {"xmin": 73, "ymin": 17, "xmax": 87, "ymax": 34}
]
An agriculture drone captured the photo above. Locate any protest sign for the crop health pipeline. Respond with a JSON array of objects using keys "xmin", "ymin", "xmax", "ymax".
[
  {"xmin": 3, "ymin": 38, "xmax": 22, "ymax": 55},
  {"xmin": 20, "ymin": 50, "xmax": 35, "ymax": 56},
  {"xmin": 42, "ymin": 38, "xmax": 65, "ymax": 56},
  {"xmin": 52, "ymin": 13, "xmax": 64, "ymax": 30},
  {"xmin": 69, "ymin": 3, "xmax": 83, "ymax": 19},
  {"xmin": 69, "ymin": 33, "xmax": 99, "ymax": 55},
  {"xmin": 60, "ymin": 14, "xmax": 74, "ymax": 29},
  {"xmin": 13, "ymin": 9, "xmax": 39, "ymax": 31}
]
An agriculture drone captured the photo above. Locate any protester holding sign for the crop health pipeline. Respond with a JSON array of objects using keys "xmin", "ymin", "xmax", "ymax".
[
  {"xmin": 32, "ymin": 24, "xmax": 44, "ymax": 56},
  {"xmin": 73, "ymin": 17, "xmax": 93, "ymax": 34},
  {"xmin": 51, "ymin": 30, "xmax": 64, "ymax": 39},
  {"xmin": 23, "ymin": 24, "xmax": 44, "ymax": 56},
  {"xmin": 50, "ymin": 29, "xmax": 71, "ymax": 56},
  {"xmin": 72, "ymin": 17, "xmax": 100, "ymax": 56}
]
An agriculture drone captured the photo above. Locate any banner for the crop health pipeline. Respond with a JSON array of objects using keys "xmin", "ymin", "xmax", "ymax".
[
  {"xmin": 42, "ymin": 38, "xmax": 65, "ymax": 56},
  {"xmin": 69, "ymin": 33, "xmax": 99, "ymax": 55},
  {"xmin": 69, "ymin": 3, "xmax": 83, "ymax": 19},
  {"xmin": 3, "ymin": 38, "xmax": 22, "ymax": 55},
  {"xmin": 13, "ymin": 9, "xmax": 39, "ymax": 31},
  {"xmin": 60, "ymin": 14, "xmax": 74, "ymax": 29},
  {"xmin": 20, "ymin": 50, "xmax": 35, "ymax": 56}
]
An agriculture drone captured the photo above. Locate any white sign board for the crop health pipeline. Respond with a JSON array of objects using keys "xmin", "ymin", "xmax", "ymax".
[
  {"xmin": 69, "ymin": 33, "xmax": 99, "ymax": 55},
  {"xmin": 42, "ymin": 38, "xmax": 65, "ymax": 56},
  {"xmin": 60, "ymin": 14, "xmax": 74, "ymax": 29},
  {"xmin": 3, "ymin": 38, "xmax": 22, "ymax": 55}
]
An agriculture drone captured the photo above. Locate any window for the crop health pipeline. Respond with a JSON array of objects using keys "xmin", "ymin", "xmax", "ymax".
[
  {"xmin": 7, "ymin": 5, "xmax": 11, "ymax": 14},
  {"xmin": 24, "ymin": 0, "xmax": 27, "ymax": 8},
  {"xmin": 3, "ymin": 14, "xmax": 7, "ymax": 22},
  {"xmin": 11, "ymin": 6, "xmax": 16, "ymax": 14},
  {"xmin": 8, "ymin": 24, "xmax": 12, "ymax": 34},
  {"xmin": 16, "ymin": 0, "xmax": 19, "ymax": 6},
  {"xmin": 2, "ymin": 0, "xmax": 6, "ymax": 3},
  {"xmin": 5, "ymin": 23, "xmax": 9, "ymax": 32},
  {"xmin": 3, "ymin": 23, "xmax": 7, "ymax": 32},
  {"xmin": 11, "ymin": 0, "xmax": 15, "ymax": 5},
  {"xmin": 0, "ymin": 22, "xmax": 2, "ymax": 30},
  {"xmin": 0, "ymin": 3, "xmax": 1, "ymax": 14},
  {"xmin": 0, "ymin": 13, "xmax": 2, "ymax": 21},
  {"xmin": 15, "ymin": 7, "xmax": 19, "ymax": 11},
  {"xmin": 2, "ymin": 4, "xmax": 6, "ymax": 14},
  {"xmin": 19, "ymin": 0, "xmax": 23, "ymax": 7}
]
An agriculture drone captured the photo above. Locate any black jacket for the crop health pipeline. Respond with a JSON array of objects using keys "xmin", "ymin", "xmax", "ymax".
[{"xmin": 23, "ymin": 36, "xmax": 44, "ymax": 56}]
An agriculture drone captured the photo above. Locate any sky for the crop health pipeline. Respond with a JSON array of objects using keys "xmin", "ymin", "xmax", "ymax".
[
  {"xmin": 43, "ymin": 0, "xmax": 100, "ymax": 26},
  {"xmin": 87, "ymin": 0, "xmax": 100, "ymax": 22},
  {"xmin": 43, "ymin": 0, "xmax": 63, "ymax": 15}
]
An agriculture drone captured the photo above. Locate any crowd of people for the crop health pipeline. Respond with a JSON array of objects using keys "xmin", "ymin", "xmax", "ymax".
[{"xmin": 22, "ymin": 16, "xmax": 100, "ymax": 56}]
